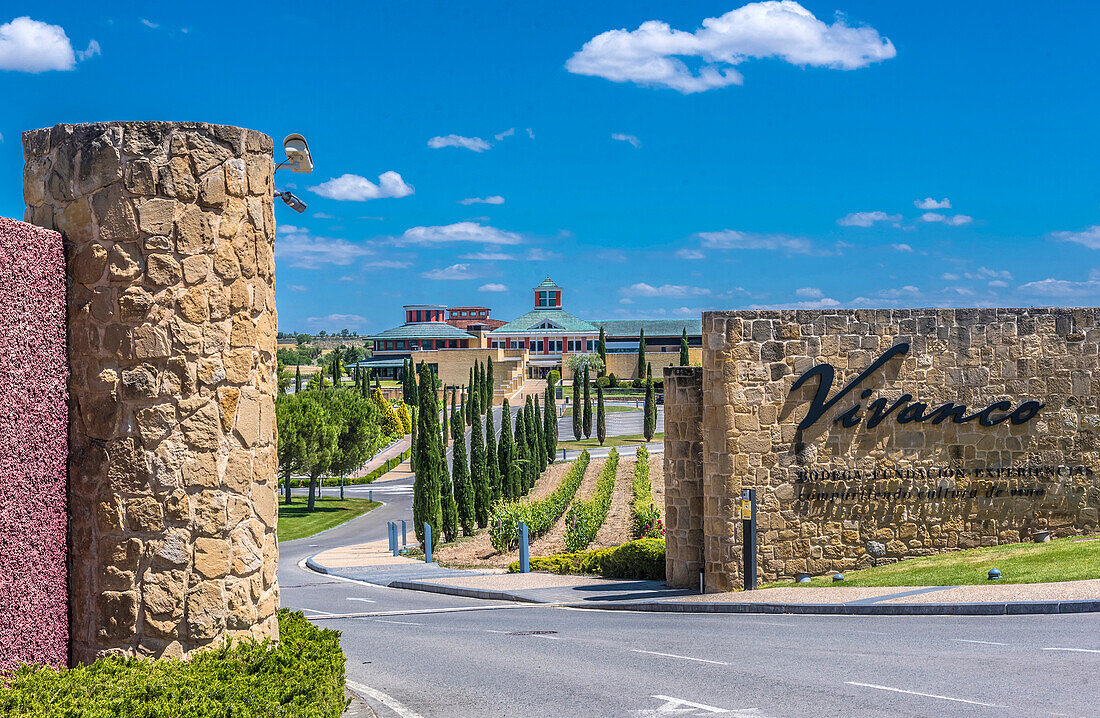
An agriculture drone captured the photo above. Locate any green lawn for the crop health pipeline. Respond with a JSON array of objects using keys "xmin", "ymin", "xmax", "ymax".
[
  {"xmin": 767, "ymin": 536, "xmax": 1100, "ymax": 588},
  {"xmin": 557, "ymin": 432, "xmax": 663, "ymax": 451},
  {"xmin": 277, "ymin": 496, "xmax": 380, "ymax": 542},
  {"xmin": 560, "ymin": 405, "xmax": 639, "ymax": 417}
]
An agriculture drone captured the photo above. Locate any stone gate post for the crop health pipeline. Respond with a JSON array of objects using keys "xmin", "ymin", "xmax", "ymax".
[{"xmin": 23, "ymin": 122, "xmax": 279, "ymax": 662}]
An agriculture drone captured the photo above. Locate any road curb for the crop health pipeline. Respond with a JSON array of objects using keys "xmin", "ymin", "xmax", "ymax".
[{"xmin": 381, "ymin": 577, "xmax": 1100, "ymax": 616}]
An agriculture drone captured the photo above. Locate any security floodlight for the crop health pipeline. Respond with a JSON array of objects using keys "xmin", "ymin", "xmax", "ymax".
[
  {"xmin": 282, "ymin": 133, "xmax": 313, "ymax": 173},
  {"xmin": 277, "ymin": 191, "xmax": 307, "ymax": 213}
]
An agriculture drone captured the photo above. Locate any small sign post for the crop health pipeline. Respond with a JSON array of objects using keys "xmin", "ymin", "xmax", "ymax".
[
  {"xmin": 390, "ymin": 523, "xmax": 399, "ymax": 557},
  {"xmin": 424, "ymin": 523, "xmax": 432, "ymax": 564},
  {"xmin": 519, "ymin": 522, "xmax": 530, "ymax": 573},
  {"xmin": 741, "ymin": 488, "xmax": 757, "ymax": 591},
  {"xmin": 401, "ymin": 520, "xmax": 407, "ymax": 547}
]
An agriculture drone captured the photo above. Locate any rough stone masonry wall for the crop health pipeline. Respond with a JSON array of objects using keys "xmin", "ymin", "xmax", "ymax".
[
  {"xmin": 23, "ymin": 122, "xmax": 279, "ymax": 662},
  {"xmin": 662, "ymin": 367, "xmax": 704, "ymax": 588},
  {"xmin": 665, "ymin": 308, "xmax": 1100, "ymax": 591},
  {"xmin": 0, "ymin": 218, "xmax": 69, "ymax": 671}
]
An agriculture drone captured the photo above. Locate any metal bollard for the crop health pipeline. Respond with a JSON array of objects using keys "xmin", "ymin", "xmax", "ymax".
[
  {"xmin": 519, "ymin": 522, "xmax": 530, "ymax": 573},
  {"xmin": 424, "ymin": 523, "xmax": 432, "ymax": 563},
  {"xmin": 390, "ymin": 523, "xmax": 399, "ymax": 557},
  {"xmin": 562, "ymin": 448, "xmax": 567, "ymax": 461},
  {"xmin": 401, "ymin": 520, "xmax": 407, "ymax": 547},
  {"xmin": 369, "ymin": 490, "xmax": 373, "ymax": 503}
]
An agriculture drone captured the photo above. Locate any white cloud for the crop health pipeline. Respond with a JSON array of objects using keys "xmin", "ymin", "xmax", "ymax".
[
  {"xmin": 274, "ymin": 225, "xmax": 372, "ymax": 268},
  {"xmin": 965, "ymin": 267, "xmax": 1012, "ymax": 280},
  {"xmin": 494, "ymin": 128, "xmax": 515, "ymax": 141},
  {"xmin": 795, "ymin": 287, "xmax": 823, "ymax": 298},
  {"xmin": 0, "ymin": 17, "xmax": 84, "ymax": 72},
  {"xmin": 565, "ymin": 1, "xmax": 895, "ymax": 94},
  {"xmin": 310, "ymin": 172, "xmax": 413, "ymax": 201},
  {"xmin": 288, "ymin": 285, "xmax": 308, "ymax": 292},
  {"xmin": 696, "ymin": 229, "xmax": 818, "ymax": 254},
  {"xmin": 876, "ymin": 285, "xmax": 920, "ymax": 299},
  {"xmin": 1053, "ymin": 225, "xmax": 1100, "ymax": 250},
  {"xmin": 750, "ymin": 297, "xmax": 842, "ymax": 310},
  {"xmin": 462, "ymin": 252, "xmax": 515, "ymax": 261},
  {"xmin": 943, "ymin": 286, "xmax": 975, "ymax": 296},
  {"xmin": 459, "ymin": 195, "xmax": 505, "ymax": 205},
  {"xmin": 525, "ymin": 248, "xmax": 562, "ymax": 261},
  {"xmin": 0, "ymin": 132, "xmax": 4, "ymax": 142},
  {"xmin": 919, "ymin": 212, "xmax": 972, "ymax": 226},
  {"xmin": 837, "ymin": 210, "xmax": 901, "ymax": 227},
  {"xmin": 891, "ymin": 243, "xmax": 913, "ymax": 252},
  {"xmin": 427, "ymin": 134, "xmax": 491, "ymax": 152},
  {"xmin": 525, "ymin": 128, "xmax": 535, "ymax": 139},
  {"xmin": 988, "ymin": 280, "xmax": 1008, "ymax": 288},
  {"xmin": 941, "ymin": 273, "xmax": 960, "ymax": 280},
  {"xmin": 141, "ymin": 19, "xmax": 159, "ymax": 29},
  {"xmin": 479, "ymin": 283, "xmax": 509, "ymax": 292},
  {"xmin": 619, "ymin": 297, "xmax": 634, "ymax": 304},
  {"xmin": 676, "ymin": 248, "xmax": 705, "ymax": 260},
  {"xmin": 362, "ymin": 260, "xmax": 411, "ymax": 269},
  {"xmin": 421, "ymin": 264, "xmax": 477, "ymax": 280},
  {"xmin": 621, "ymin": 283, "xmax": 710, "ymax": 297},
  {"xmin": 914, "ymin": 197, "xmax": 951, "ymax": 210},
  {"xmin": 307, "ymin": 313, "xmax": 368, "ymax": 327},
  {"xmin": 76, "ymin": 39, "xmax": 99, "ymax": 61},
  {"xmin": 1018, "ymin": 271, "xmax": 1100, "ymax": 297},
  {"xmin": 397, "ymin": 222, "xmax": 523, "ymax": 246},
  {"xmin": 312, "ymin": 212, "xmax": 334, "ymax": 219},
  {"xmin": 612, "ymin": 133, "xmax": 641, "ymax": 148}
]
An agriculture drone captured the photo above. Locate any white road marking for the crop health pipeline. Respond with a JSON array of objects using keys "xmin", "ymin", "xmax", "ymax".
[
  {"xmin": 631, "ymin": 649, "xmax": 730, "ymax": 666},
  {"xmin": 299, "ymin": 607, "xmax": 338, "ymax": 616},
  {"xmin": 346, "ymin": 680, "xmax": 423, "ymax": 718},
  {"xmin": 1041, "ymin": 647, "xmax": 1100, "ymax": 654},
  {"xmin": 845, "ymin": 681, "xmax": 1006, "ymax": 707},
  {"xmin": 953, "ymin": 639, "xmax": 1009, "ymax": 646},
  {"xmin": 346, "ymin": 597, "xmax": 376, "ymax": 603},
  {"xmin": 374, "ymin": 619, "xmax": 422, "ymax": 626},
  {"xmin": 484, "ymin": 629, "xmax": 508, "ymax": 634},
  {"xmin": 306, "ymin": 604, "xmax": 544, "ymax": 620},
  {"xmin": 648, "ymin": 694, "xmax": 736, "ymax": 713}
]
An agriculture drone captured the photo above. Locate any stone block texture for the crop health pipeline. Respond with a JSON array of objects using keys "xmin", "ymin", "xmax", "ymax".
[
  {"xmin": 23, "ymin": 122, "xmax": 279, "ymax": 662},
  {"xmin": 0, "ymin": 218, "xmax": 69, "ymax": 671},
  {"xmin": 664, "ymin": 308, "xmax": 1100, "ymax": 590},
  {"xmin": 662, "ymin": 367, "xmax": 704, "ymax": 588}
]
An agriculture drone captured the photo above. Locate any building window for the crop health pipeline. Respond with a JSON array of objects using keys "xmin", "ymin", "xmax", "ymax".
[
  {"xmin": 587, "ymin": 340, "xmax": 594, "ymax": 351},
  {"xmin": 537, "ymin": 290, "xmax": 558, "ymax": 308},
  {"xmin": 396, "ymin": 340, "xmax": 406, "ymax": 350},
  {"xmin": 510, "ymin": 339, "xmax": 521, "ymax": 350},
  {"xmin": 548, "ymin": 340, "xmax": 562, "ymax": 353}
]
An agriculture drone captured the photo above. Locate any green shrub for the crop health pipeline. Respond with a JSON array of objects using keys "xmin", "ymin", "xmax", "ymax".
[
  {"xmin": 607, "ymin": 373, "xmax": 619, "ymax": 388},
  {"xmin": 508, "ymin": 538, "xmax": 665, "ymax": 580},
  {"xmin": 488, "ymin": 451, "xmax": 591, "ymax": 551},
  {"xmin": 594, "ymin": 376, "xmax": 610, "ymax": 388},
  {"xmin": 563, "ymin": 448, "xmax": 618, "ymax": 552},
  {"xmin": 285, "ymin": 448, "xmax": 410, "ymax": 488},
  {"xmin": 0, "ymin": 610, "xmax": 346, "ymax": 717},
  {"xmin": 630, "ymin": 445, "xmax": 663, "ymax": 539}
]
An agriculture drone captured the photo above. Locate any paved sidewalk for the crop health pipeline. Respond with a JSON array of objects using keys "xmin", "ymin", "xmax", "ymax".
[
  {"xmin": 306, "ymin": 538, "xmax": 1100, "ymax": 615},
  {"xmin": 349, "ymin": 437, "xmax": 410, "ymax": 479}
]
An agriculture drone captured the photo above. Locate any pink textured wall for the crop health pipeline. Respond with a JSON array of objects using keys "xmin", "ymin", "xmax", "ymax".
[{"xmin": 0, "ymin": 216, "xmax": 68, "ymax": 671}]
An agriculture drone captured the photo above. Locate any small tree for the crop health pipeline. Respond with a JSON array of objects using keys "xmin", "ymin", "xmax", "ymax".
[
  {"xmin": 413, "ymin": 364, "xmax": 443, "ymax": 544},
  {"xmin": 636, "ymin": 328, "xmax": 646, "ymax": 380},
  {"xmin": 486, "ymin": 358, "xmax": 495, "ymax": 408},
  {"xmin": 680, "ymin": 328, "xmax": 690, "ymax": 366},
  {"xmin": 294, "ymin": 364, "xmax": 302, "ymax": 394},
  {"xmin": 643, "ymin": 374, "xmax": 656, "ymax": 442},
  {"xmin": 443, "ymin": 387, "xmax": 451, "ymax": 448},
  {"xmin": 451, "ymin": 404, "xmax": 475, "ymax": 536},
  {"xmin": 513, "ymin": 406, "xmax": 530, "ymax": 496},
  {"xmin": 572, "ymin": 371, "xmax": 582, "ymax": 441},
  {"xmin": 596, "ymin": 384, "xmax": 606, "ymax": 446},
  {"xmin": 470, "ymin": 408, "xmax": 489, "ymax": 528},
  {"xmin": 533, "ymin": 394, "xmax": 547, "ymax": 474},
  {"xmin": 498, "ymin": 399, "xmax": 516, "ymax": 500},
  {"xmin": 485, "ymin": 410, "xmax": 501, "ymax": 503},
  {"xmin": 544, "ymin": 384, "xmax": 557, "ymax": 463},
  {"xmin": 597, "ymin": 327, "xmax": 607, "ymax": 376},
  {"xmin": 583, "ymin": 366, "xmax": 592, "ymax": 439}
]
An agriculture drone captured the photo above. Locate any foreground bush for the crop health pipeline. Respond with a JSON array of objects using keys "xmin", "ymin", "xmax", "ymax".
[
  {"xmin": 0, "ymin": 610, "xmax": 346, "ymax": 717},
  {"xmin": 489, "ymin": 451, "xmax": 590, "ymax": 551},
  {"xmin": 563, "ymin": 448, "xmax": 618, "ymax": 552},
  {"xmin": 630, "ymin": 445, "xmax": 663, "ymax": 539},
  {"xmin": 508, "ymin": 538, "xmax": 665, "ymax": 580}
]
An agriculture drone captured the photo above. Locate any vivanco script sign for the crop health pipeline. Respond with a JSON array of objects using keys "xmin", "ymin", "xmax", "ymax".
[{"xmin": 663, "ymin": 308, "xmax": 1100, "ymax": 590}]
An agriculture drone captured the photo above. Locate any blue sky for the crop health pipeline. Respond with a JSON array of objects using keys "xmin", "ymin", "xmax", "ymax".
[{"xmin": 2, "ymin": 1, "xmax": 1099, "ymax": 333}]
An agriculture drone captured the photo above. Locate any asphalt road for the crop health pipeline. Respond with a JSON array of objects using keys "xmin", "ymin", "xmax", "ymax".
[{"xmin": 279, "ymin": 469, "xmax": 1100, "ymax": 718}]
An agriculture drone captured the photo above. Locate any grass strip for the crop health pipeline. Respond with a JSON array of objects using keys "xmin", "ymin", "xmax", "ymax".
[
  {"xmin": 564, "ymin": 448, "xmax": 619, "ymax": 552},
  {"xmin": 278, "ymin": 497, "xmax": 380, "ymax": 542},
  {"xmin": 630, "ymin": 444, "xmax": 662, "ymax": 539}
]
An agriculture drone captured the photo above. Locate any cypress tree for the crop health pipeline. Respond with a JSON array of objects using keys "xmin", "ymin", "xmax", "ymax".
[
  {"xmin": 470, "ymin": 408, "xmax": 489, "ymax": 528},
  {"xmin": 409, "ymin": 404, "xmax": 417, "ymax": 473},
  {"xmin": 464, "ymin": 383, "xmax": 472, "ymax": 425},
  {"xmin": 442, "ymin": 387, "xmax": 451, "ymax": 447},
  {"xmin": 637, "ymin": 329, "xmax": 646, "ymax": 381},
  {"xmin": 513, "ymin": 407, "xmax": 530, "ymax": 496},
  {"xmin": 471, "ymin": 380, "xmax": 481, "ymax": 420},
  {"xmin": 486, "ymin": 358, "xmax": 494, "ymax": 407},
  {"xmin": 597, "ymin": 384, "xmax": 606, "ymax": 446},
  {"xmin": 294, "ymin": 364, "xmax": 301, "ymax": 394},
  {"xmin": 643, "ymin": 373, "xmax": 655, "ymax": 442},
  {"xmin": 534, "ymin": 394, "xmax": 547, "ymax": 474},
  {"xmin": 451, "ymin": 404, "xmax": 475, "ymax": 535},
  {"xmin": 440, "ymin": 460, "xmax": 458, "ymax": 543},
  {"xmin": 452, "ymin": 388, "xmax": 464, "ymax": 443},
  {"xmin": 485, "ymin": 410, "xmax": 501, "ymax": 503},
  {"xmin": 572, "ymin": 371, "xmax": 582, "ymax": 441},
  {"xmin": 583, "ymin": 366, "xmax": 592, "ymax": 439},
  {"xmin": 680, "ymin": 328, "xmax": 690, "ymax": 366},
  {"xmin": 597, "ymin": 327, "xmax": 607, "ymax": 376},
  {"xmin": 498, "ymin": 399, "xmax": 515, "ymax": 500},
  {"xmin": 544, "ymin": 385, "xmax": 557, "ymax": 463},
  {"xmin": 360, "ymin": 369, "xmax": 369, "ymax": 399},
  {"xmin": 524, "ymin": 397, "xmax": 538, "ymax": 488},
  {"xmin": 412, "ymin": 363, "xmax": 442, "ymax": 544}
]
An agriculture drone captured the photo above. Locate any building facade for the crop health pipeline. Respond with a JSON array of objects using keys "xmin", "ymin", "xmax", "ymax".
[{"xmin": 361, "ymin": 305, "xmax": 478, "ymax": 379}]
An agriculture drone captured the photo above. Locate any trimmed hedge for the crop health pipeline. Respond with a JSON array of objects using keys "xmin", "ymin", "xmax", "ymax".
[
  {"xmin": 630, "ymin": 445, "xmax": 662, "ymax": 539},
  {"xmin": 488, "ymin": 451, "xmax": 590, "ymax": 551},
  {"xmin": 0, "ymin": 610, "xmax": 346, "ymax": 717},
  {"xmin": 285, "ymin": 448, "xmax": 410, "ymax": 488},
  {"xmin": 563, "ymin": 448, "xmax": 619, "ymax": 552},
  {"xmin": 508, "ymin": 538, "xmax": 665, "ymax": 580}
]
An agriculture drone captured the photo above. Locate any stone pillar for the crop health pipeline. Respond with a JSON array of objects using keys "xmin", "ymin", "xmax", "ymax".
[
  {"xmin": 662, "ymin": 367, "xmax": 704, "ymax": 589},
  {"xmin": 23, "ymin": 122, "xmax": 279, "ymax": 662}
]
